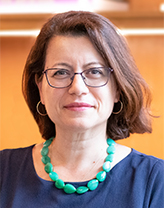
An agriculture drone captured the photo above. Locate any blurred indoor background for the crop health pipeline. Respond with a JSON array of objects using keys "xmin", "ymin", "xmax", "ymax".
[{"xmin": 0, "ymin": 0, "xmax": 164, "ymax": 159}]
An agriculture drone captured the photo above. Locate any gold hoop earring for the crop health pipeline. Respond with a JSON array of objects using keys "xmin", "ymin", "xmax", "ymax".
[
  {"xmin": 113, "ymin": 101, "xmax": 123, "ymax": 114},
  {"xmin": 36, "ymin": 101, "xmax": 47, "ymax": 116}
]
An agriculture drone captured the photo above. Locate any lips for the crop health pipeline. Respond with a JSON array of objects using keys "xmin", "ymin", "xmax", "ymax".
[{"xmin": 64, "ymin": 102, "xmax": 94, "ymax": 111}]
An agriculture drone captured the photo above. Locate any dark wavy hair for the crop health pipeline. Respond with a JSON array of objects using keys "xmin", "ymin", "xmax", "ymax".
[{"xmin": 22, "ymin": 11, "xmax": 152, "ymax": 140}]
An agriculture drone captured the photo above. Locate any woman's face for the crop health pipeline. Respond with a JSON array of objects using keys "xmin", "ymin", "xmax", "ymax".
[{"xmin": 37, "ymin": 35, "xmax": 118, "ymax": 132}]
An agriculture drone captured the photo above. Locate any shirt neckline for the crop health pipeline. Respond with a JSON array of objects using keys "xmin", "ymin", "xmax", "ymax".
[{"xmin": 29, "ymin": 144, "xmax": 134, "ymax": 185}]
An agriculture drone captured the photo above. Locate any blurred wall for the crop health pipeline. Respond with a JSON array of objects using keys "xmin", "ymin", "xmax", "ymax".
[
  {"xmin": 0, "ymin": 0, "xmax": 164, "ymax": 159},
  {"xmin": 0, "ymin": 33, "xmax": 163, "ymax": 159}
]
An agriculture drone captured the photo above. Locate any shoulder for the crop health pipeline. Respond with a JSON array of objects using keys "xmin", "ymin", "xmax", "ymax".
[
  {"xmin": 130, "ymin": 149, "xmax": 164, "ymax": 168},
  {"xmin": 112, "ymin": 144, "xmax": 164, "ymax": 173},
  {"xmin": 128, "ymin": 149, "xmax": 164, "ymax": 188},
  {"xmin": 114, "ymin": 144, "xmax": 164, "ymax": 178},
  {"xmin": 0, "ymin": 145, "xmax": 35, "ymax": 172},
  {"xmin": 116, "ymin": 149, "xmax": 164, "ymax": 207},
  {"xmin": 0, "ymin": 145, "xmax": 34, "ymax": 158},
  {"xmin": 129, "ymin": 151, "xmax": 164, "ymax": 207}
]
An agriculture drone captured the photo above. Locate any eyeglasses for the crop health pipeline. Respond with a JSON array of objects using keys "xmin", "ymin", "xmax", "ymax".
[{"xmin": 43, "ymin": 67, "xmax": 113, "ymax": 89}]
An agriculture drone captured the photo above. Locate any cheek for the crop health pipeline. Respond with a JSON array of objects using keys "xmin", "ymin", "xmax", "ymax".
[
  {"xmin": 43, "ymin": 88, "xmax": 65, "ymax": 112},
  {"xmin": 96, "ymin": 85, "xmax": 117, "ymax": 114},
  {"xmin": 111, "ymin": 77, "xmax": 119, "ymax": 103},
  {"xmin": 104, "ymin": 91, "xmax": 115, "ymax": 110},
  {"xmin": 37, "ymin": 84, "xmax": 45, "ymax": 105},
  {"xmin": 37, "ymin": 77, "xmax": 49, "ymax": 105}
]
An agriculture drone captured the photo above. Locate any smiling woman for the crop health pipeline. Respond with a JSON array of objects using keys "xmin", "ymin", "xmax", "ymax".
[
  {"xmin": 23, "ymin": 12, "xmax": 153, "ymax": 141},
  {"xmin": 36, "ymin": 35, "xmax": 117, "ymax": 132},
  {"xmin": 0, "ymin": 11, "xmax": 164, "ymax": 208}
]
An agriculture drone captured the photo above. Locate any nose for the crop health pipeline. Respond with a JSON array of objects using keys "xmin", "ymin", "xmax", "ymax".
[{"xmin": 68, "ymin": 73, "xmax": 89, "ymax": 96}]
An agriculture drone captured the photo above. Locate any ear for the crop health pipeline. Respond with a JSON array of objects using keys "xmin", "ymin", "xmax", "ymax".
[
  {"xmin": 112, "ymin": 76, "xmax": 120, "ymax": 103},
  {"xmin": 35, "ymin": 74, "xmax": 45, "ymax": 105},
  {"xmin": 114, "ymin": 88, "xmax": 120, "ymax": 103}
]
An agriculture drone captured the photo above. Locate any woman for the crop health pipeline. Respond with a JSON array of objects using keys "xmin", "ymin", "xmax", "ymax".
[{"xmin": 0, "ymin": 11, "xmax": 164, "ymax": 208}]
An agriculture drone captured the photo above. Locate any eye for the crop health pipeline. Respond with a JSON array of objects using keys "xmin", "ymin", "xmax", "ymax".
[
  {"xmin": 84, "ymin": 68, "xmax": 105, "ymax": 78},
  {"xmin": 49, "ymin": 69, "xmax": 71, "ymax": 79},
  {"xmin": 90, "ymin": 69, "xmax": 103, "ymax": 75}
]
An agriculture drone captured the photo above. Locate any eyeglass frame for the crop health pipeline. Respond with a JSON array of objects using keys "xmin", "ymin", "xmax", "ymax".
[{"xmin": 42, "ymin": 67, "xmax": 114, "ymax": 89}]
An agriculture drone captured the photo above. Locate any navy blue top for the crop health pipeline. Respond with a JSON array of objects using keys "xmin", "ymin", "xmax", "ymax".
[{"xmin": 0, "ymin": 145, "xmax": 164, "ymax": 208}]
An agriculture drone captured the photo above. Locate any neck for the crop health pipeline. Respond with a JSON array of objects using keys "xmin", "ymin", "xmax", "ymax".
[
  {"xmin": 52, "ymin": 132, "xmax": 107, "ymax": 159},
  {"xmin": 48, "ymin": 126, "xmax": 108, "ymax": 180}
]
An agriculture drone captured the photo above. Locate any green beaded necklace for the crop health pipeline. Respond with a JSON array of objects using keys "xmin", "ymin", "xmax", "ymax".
[{"xmin": 41, "ymin": 137, "xmax": 115, "ymax": 194}]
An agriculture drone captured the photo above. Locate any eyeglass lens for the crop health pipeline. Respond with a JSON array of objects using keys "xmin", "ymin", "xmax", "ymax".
[{"xmin": 44, "ymin": 67, "xmax": 113, "ymax": 88}]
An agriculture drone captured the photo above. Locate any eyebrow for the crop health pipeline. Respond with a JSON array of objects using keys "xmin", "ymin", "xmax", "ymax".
[
  {"xmin": 50, "ymin": 63, "xmax": 72, "ymax": 68},
  {"xmin": 84, "ymin": 62, "xmax": 105, "ymax": 67},
  {"xmin": 48, "ymin": 61, "xmax": 104, "ymax": 69}
]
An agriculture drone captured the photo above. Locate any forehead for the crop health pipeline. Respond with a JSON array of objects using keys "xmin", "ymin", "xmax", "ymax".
[
  {"xmin": 46, "ymin": 35, "xmax": 94, "ymax": 53},
  {"xmin": 45, "ymin": 35, "xmax": 105, "ymax": 68}
]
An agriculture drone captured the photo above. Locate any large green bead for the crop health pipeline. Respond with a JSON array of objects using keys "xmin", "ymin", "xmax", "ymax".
[
  {"xmin": 49, "ymin": 172, "xmax": 59, "ymax": 181},
  {"xmin": 107, "ymin": 145, "xmax": 116, "ymax": 154},
  {"xmin": 87, "ymin": 179, "xmax": 99, "ymax": 191},
  {"xmin": 76, "ymin": 186, "xmax": 89, "ymax": 194},
  {"xmin": 103, "ymin": 161, "xmax": 111, "ymax": 172},
  {"xmin": 64, "ymin": 184, "xmax": 76, "ymax": 194},
  {"xmin": 41, "ymin": 146, "xmax": 49, "ymax": 156},
  {"xmin": 44, "ymin": 162, "xmax": 53, "ymax": 173},
  {"xmin": 107, "ymin": 138, "xmax": 115, "ymax": 146},
  {"xmin": 105, "ymin": 154, "xmax": 114, "ymax": 162},
  {"xmin": 41, "ymin": 155, "xmax": 51, "ymax": 164},
  {"xmin": 55, "ymin": 179, "xmax": 65, "ymax": 189},
  {"xmin": 96, "ymin": 171, "xmax": 106, "ymax": 182},
  {"xmin": 43, "ymin": 138, "xmax": 53, "ymax": 147}
]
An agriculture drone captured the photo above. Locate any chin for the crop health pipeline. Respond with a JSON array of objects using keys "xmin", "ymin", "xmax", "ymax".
[{"xmin": 61, "ymin": 118, "xmax": 93, "ymax": 131}]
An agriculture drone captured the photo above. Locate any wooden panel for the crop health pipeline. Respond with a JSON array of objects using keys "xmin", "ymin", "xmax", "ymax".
[
  {"xmin": 0, "ymin": 35, "xmax": 164, "ymax": 159},
  {"xmin": 0, "ymin": 14, "xmax": 53, "ymax": 30},
  {"xmin": 0, "ymin": 5, "xmax": 164, "ymax": 159},
  {"xmin": 0, "ymin": 37, "xmax": 43, "ymax": 148},
  {"xmin": 0, "ymin": 11, "xmax": 164, "ymax": 30},
  {"xmin": 129, "ymin": 0, "xmax": 164, "ymax": 11},
  {"xmin": 117, "ymin": 35, "xmax": 164, "ymax": 159},
  {"xmin": 104, "ymin": 12, "xmax": 164, "ymax": 28}
]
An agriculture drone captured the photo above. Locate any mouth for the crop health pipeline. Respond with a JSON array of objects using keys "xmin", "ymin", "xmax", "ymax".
[{"xmin": 64, "ymin": 102, "xmax": 94, "ymax": 111}]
